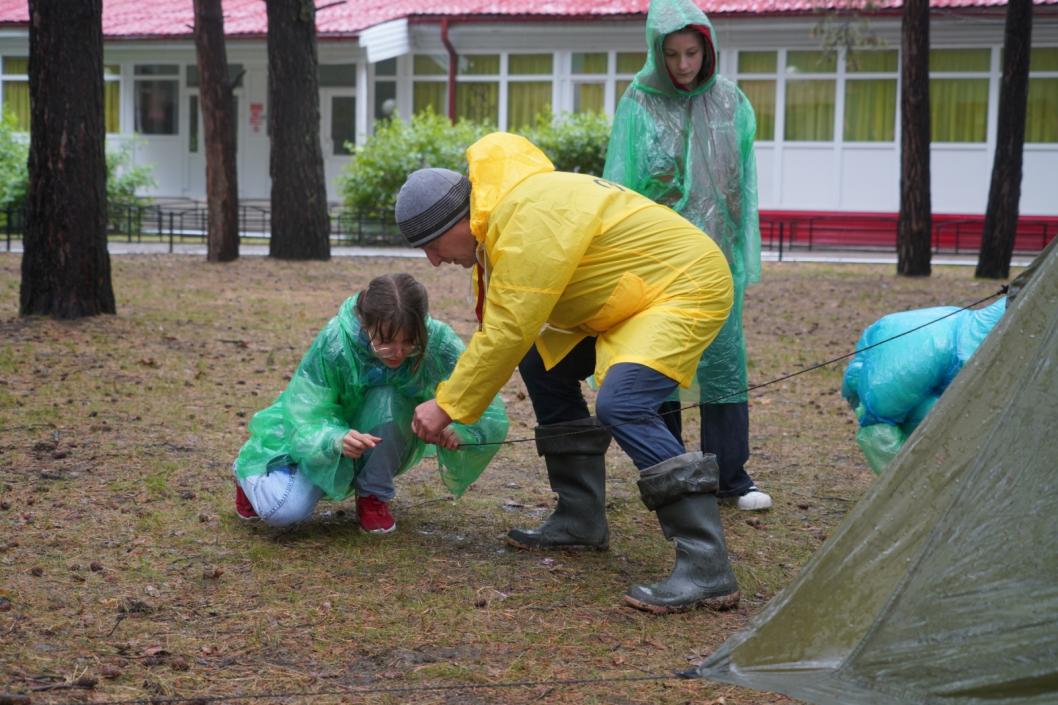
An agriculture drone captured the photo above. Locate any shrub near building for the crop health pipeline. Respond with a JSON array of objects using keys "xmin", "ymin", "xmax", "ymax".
[{"xmin": 339, "ymin": 108, "xmax": 612, "ymax": 217}]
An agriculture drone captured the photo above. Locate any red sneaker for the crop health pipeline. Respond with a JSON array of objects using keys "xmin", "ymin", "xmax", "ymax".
[
  {"xmin": 234, "ymin": 480, "xmax": 259, "ymax": 520},
  {"xmin": 356, "ymin": 495, "xmax": 395, "ymax": 534}
]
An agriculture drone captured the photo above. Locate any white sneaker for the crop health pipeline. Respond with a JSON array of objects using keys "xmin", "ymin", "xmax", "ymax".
[{"xmin": 736, "ymin": 490, "xmax": 772, "ymax": 511}]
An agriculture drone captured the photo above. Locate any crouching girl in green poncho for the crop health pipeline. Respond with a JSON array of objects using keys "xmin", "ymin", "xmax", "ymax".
[{"xmin": 232, "ymin": 273, "xmax": 508, "ymax": 532}]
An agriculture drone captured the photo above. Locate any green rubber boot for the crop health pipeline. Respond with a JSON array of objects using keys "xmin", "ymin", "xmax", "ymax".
[
  {"xmin": 506, "ymin": 417, "xmax": 612, "ymax": 550},
  {"xmin": 625, "ymin": 452, "xmax": 740, "ymax": 614}
]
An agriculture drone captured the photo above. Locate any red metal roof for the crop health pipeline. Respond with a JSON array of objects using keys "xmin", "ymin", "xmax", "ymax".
[{"xmin": 0, "ymin": 0, "xmax": 1050, "ymax": 39}]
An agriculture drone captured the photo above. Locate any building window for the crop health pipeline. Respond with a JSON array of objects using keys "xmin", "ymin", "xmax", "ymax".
[
  {"xmin": 784, "ymin": 50, "xmax": 836, "ymax": 142},
  {"xmin": 1, "ymin": 57, "xmax": 29, "ymax": 131},
  {"xmin": 615, "ymin": 52, "xmax": 645, "ymax": 107},
  {"xmin": 571, "ymin": 52, "xmax": 606, "ymax": 114},
  {"xmin": 930, "ymin": 48, "xmax": 989, "ymax": 143},
  {"xmin": 412, "ymin": 54, "xmax": 447, "ymax": 116},
  {"xmin": 134, "ymin": 64, "xmax": 179, "ymax": 135},
  {"xmin": 374, "ymin": 58, "xmax": 397, "ymax": 121},
  {"xmin": 330, "ymin": 95, "xmax": 356, "ymax": 155},
  {"xmin": 844, "ymin": 50, "xmax": 897, "ymax": 142},
  {"xmin": 456, "ymin": 54, "xmax": 499, "ymax": 124},
  {"xmin": 188, "ymin": 94, "xmax": 198, "ymax": 152},
  {"xmin": 1026, "ymin": 47, "xmax": 1058, "ymax": 143},
  {"xmin": 737, "ymin": 51, "xmax": 777, "ymax": 141},
  {"xmin": 508, "ymin": 54, "xmax": 552, "ymax": 129},
  {"xmin": 319, "ymin": 63, "xmax": 356, "ymax": 88}
]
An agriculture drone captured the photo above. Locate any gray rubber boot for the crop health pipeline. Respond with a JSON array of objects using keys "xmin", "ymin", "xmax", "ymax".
[
  {"xmin": 506, "ymin": 417, "xmax": 612, "ymax": 550},
  {"xmin": 624, "ymin": 451, "xmax": 740, "ymax": 614}
]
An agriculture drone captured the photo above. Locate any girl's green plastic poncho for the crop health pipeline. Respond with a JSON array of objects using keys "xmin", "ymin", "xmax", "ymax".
[
  {"xmin": 234, "ymin": 296, "xmax": 509, "ymax": 499},
  {"xmin": 603, "ymin": 0, "xmax": 761, "ymax": 403}
]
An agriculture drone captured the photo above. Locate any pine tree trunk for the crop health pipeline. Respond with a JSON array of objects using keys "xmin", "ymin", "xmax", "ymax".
[
  {"xmin": 194, "ymin": 0, "xmax": 240, "ymax": 263},
  {"xmin": 19, "ymin": 0, "xmax": 115, "ymax": 318},
  {"xmin": 897, "ymin": 0, "xmax": 932, "ymax": 277},
  {"xmin": 976, "ymin": 0, "xmax": 1032, "ymax": 280},
  {"xmin": 265, "ymin": 0, "xmax": 330, "ymax": 260}
]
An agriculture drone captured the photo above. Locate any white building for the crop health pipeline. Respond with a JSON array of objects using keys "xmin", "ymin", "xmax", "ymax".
[{"xmin": 0, "ymin": 0, "xmax": 1056, "ymax": 228}]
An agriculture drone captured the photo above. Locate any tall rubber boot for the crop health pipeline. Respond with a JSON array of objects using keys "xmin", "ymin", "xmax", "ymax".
[
  {"xmin": 506, "ymin": 417, "xmax": 612, "ymax": 550},
  {"xmin": 624, "ymin": 451, "xmax": 740, "ymax": 614}
]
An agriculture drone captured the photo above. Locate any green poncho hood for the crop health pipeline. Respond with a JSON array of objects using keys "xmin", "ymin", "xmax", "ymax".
[{"xmin": 635, "ymin": 0, "xmax": 719, "ymax": 97}]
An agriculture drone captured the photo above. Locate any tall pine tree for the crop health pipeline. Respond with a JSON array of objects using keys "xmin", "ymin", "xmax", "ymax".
[
  {"xmin": 265, "ymin": 0, "xmax": 330, "ymax": 260},
  {"xmin": 20, "ymin": 0, "xmax": 115, "ymax": 318}
]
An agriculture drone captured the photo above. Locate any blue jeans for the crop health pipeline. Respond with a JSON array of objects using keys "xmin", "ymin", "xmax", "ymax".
[
  {"xmin": 234, "ymin": 421, "xmax": 410, "ymax": 527},
  {"xmin": 518, "ymin": 337, "xmax": 683, "ymax": 470}
]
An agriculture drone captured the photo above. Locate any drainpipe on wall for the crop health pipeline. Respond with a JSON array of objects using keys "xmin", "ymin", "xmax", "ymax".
[{"xmin": 440, "ymin": 18, "xmax": 458, "ymax": 122}]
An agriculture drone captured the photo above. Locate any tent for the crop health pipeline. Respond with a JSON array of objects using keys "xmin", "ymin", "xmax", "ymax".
[{"xmin": 696, "ymin": 239, "xmax": 1058, "ymax": 705}]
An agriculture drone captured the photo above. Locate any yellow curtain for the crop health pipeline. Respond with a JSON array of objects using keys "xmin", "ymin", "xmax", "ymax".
[
  {"xmin": 930, "ymin": 78, "xmax": 987, "ymax": 142},
  {"xmin": 104, "ymin": 80, "xmax": 121, "ymax": 133},
  {"xmin": 456, "ymin": 82, "xmax": 498, "ymax": 124},
  {"xmin": 413, "ymin": 82, "xmax": 446, "ymax": 116},
  {"xmin": 574, "ymin": 83, "xmax": 604, "ymax": 114},
  {"xmin": 2, "ymin": 81, "xmax": 30, "ymax": 130},
  {"xmin": 508, "ymin": 81, "xmax": 550, "ymax": 129},
  {"xmin": 739, "ymin": 79, "xmax": 775, "ymax": 140},
  {"xmin": 785, "ymin": 79, "xmax": 834, "ymax": 141},
  {"xmin": 509, "ymin": 54, "xmax": 552, "ymax": 75},
  {"xmin": 844, "ymin": 79, "xmax": 895, "ymax": 142},
  {"xmin": 739, "ymin": 51, "xmax": 777, "ymax": 74},
  {"xmin": 1026, "ymin": 78, "xmax": 1058, "ymax": 143}
]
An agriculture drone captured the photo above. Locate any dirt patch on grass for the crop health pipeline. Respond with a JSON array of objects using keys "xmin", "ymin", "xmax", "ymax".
[{"xmin": 0, "ymin": 253, "xmax": 1010, "ymax": 704}]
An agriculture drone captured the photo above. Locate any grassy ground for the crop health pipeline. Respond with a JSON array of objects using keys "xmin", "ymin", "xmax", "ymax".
[{"xmin": 0, "ymin": 253, "xmax": 1010, "ymax": 705}]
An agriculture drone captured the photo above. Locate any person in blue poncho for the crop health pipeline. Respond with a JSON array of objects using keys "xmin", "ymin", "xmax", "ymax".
[{"xmin": 231, "ymin": 273, "xmax": 508, "ymax": 532}]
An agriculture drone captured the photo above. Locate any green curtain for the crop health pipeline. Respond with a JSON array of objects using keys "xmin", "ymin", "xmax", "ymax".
[
  {"xmin": 785, "ymin": 79, "xmax": 834, "ymax": 141},
  {"xmin": 930, "ymin": 78, "xmax": 987, "ymax": 142},
  {"xmin": 2, "ymin": 81, "xmax": 29, "ymax": 130},
  {"xmin": 413, "ymin": 82, "xmax": 446, "ymax": 116},
  {"xmin": 508, "ymin": 81, "xmax": 550, "ymax": 129},
  {"xmin": 844, "ymin": 79, "xmax": 896, "ymax": 142},
  {"xmin": 456, "ymin": 82, "xmax": 498, "ymax": 124},
  {"xmin": 739, "ymin": 79, "xmax": 775, "ymax": 140},
  {"xmin": 1026, "ymin": 78, "xmax": 1058, "ymax": 143}
]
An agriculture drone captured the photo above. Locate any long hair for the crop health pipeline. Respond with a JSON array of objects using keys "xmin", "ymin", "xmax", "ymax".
[{"xmin": 355, "ymin": 273, "xmax": 429, "ymax": 368}]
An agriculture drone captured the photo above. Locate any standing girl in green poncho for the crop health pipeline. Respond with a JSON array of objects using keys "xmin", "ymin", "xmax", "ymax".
[
  {"xmin": 232, "ymin": 273, "xmax": 508, "ymax": 532},
  {"xmin": 603, "ymin": 0, "xmax": 770, "ymax": 511}
]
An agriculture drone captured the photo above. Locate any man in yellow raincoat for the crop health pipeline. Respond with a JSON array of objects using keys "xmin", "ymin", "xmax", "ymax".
[{"xmin": 396, "ymin": 132, "xmax": 739, "ymax": 614}]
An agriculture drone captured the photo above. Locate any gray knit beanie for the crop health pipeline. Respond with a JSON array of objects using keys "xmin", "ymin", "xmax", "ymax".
[{"xmin": 394, "ymin": 168, "xmax": 471, "ymax": 247}]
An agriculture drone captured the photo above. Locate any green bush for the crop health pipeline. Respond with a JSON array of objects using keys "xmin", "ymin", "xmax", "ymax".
[
  {"xmin": 339, "ymin": 108, "xmax": 613, "ymax": 216},
  {"xmin": 517, "ymin": 111, "xmax": 611, "ymax": 177},
  {"xmin": 0, "ymin": 112, "xmax": 28, "ymax": 212},
  {"xmin": 106, "ymin": 138, "xmax": 156, "ymax": 208},
  {"xmin": 338, "ymin": 108, "xmax": 491, "ymax": 214},
  {"xmin": 0, "ymin": 113, "xmax": 155, "ymax": 216}
]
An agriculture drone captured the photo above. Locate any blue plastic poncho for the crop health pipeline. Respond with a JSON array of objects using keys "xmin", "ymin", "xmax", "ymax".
[
  {"xmin": 842, "ymin": 298, "xmax": 1006, "ymax": 473},
  {"xmin": 234, "ymin": 295, "xmax": 509, "ymax": 498},
  {"xmin": 603, "ymin": 0, "xmax": 761, "ymax": 404}
]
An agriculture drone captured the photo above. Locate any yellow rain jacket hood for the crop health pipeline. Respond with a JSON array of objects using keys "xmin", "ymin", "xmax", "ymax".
[{"xmin": 434, "ymin": 132, "xmax": 733, "ymax": 424}]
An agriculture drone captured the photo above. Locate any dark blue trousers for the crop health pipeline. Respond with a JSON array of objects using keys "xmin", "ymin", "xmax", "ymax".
[
  {"xmin": 518, "ymin": 337, "xmax": 684, "ymax": 470},
  {"xmin": 659, "ymin": 399, "xmax": 753, "ymax": 498}
]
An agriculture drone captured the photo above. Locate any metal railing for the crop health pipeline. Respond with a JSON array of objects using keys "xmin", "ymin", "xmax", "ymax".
[
  {"xmin": 2, "ymin": 200, "xmax": 406, "ymax": 251},
  {"xmin": 4, "ymin": 202, "xmax": 1055, "ymax": 257}
]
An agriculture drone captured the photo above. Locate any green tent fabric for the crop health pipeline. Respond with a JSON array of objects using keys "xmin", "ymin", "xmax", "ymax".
[{"xmin": 696, "ymin": 238, "xmax": 1058, "ymax": 705}]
